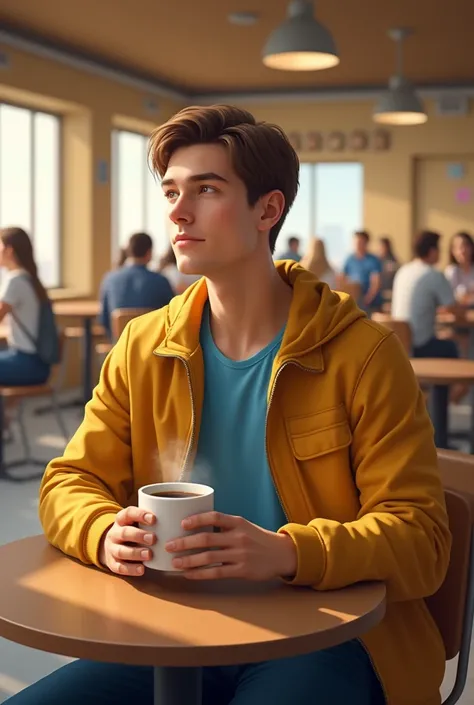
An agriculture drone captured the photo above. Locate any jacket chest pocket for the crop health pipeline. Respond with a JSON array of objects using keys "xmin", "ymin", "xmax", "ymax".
[
  {"xmin": 286, "ymin": 404, "xmax": 352, "ymax": 460},
  {"xmin": 285, "ymin": 404, "xmax": 358, "ymax": 522}
]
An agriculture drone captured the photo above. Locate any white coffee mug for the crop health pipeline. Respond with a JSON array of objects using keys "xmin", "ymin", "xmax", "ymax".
[{"xmin": 138, "ymin": 482, "xmax": 214, "ymax": 572}]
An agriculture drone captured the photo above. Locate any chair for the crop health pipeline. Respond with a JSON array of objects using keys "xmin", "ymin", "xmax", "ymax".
[
  {"xmin": 429, "ymin": 449, "xmax": 474, "ymax": 704},
  {"xmin": 0, "ymin": 333, "xmax": 69, "ymax": 483},
  {"xmin": 111, "ymin": 307, "xmax": 154, "ymax": 340},
  {"xmin": 371, "ymin": 313, "xmax": 413, "ymax": 355},
  {"xmin": 336, "ymin": 279, "xmax": 362, "ymax": 304},
  {"xmin": 95, "ymin": 308, "xmax": 154, "ymax": 366}
]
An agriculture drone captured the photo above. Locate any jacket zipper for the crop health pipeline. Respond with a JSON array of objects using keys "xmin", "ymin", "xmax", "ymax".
[{"xmin": 154, "ymin": 351, "xmax": 196, "ymax": 482}]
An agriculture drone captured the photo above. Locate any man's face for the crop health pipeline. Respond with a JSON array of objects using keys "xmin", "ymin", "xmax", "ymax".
[
  {"xmin": 429, "ymin": 246, "xmax": 440, "ymax": 265},
  {"xmin": 161, "ymin": 143, "xmax": 273, "ymax": 276},
  {"xmin": 354, "ymin": 235, "xmax": 368, "ymax": 257}
]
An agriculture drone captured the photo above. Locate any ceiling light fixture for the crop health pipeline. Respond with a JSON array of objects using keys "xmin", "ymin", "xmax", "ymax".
[
  {"xmin": 262, "ymin": 0, "xmax": 339, "ymax": 71},
  {"xmin": 373, "ymin": 28, "xmax": 427, "ymax": 126}
]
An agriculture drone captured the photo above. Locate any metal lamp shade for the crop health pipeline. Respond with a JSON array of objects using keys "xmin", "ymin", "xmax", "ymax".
[
  {"xmin": 374, "ymin": 76, "xmax": 427, "ymax": 125},
  {"xmin": 262, "ymin": 1, "xmax": 339, "ymax": 71}
]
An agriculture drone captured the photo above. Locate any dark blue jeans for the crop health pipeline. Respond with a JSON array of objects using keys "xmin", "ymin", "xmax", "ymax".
[
  {"xmin": 4, "ymin": 640, "xmax": 385, "ymax": 705},
  {"xmin": 413, "ymin": 336, "xmax": 459, "ymax": 448},
  {"xmin": 0, "ymin": 348, "xmax": 50, "ymax": 386}
]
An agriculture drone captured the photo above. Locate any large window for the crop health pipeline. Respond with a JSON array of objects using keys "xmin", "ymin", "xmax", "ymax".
[
  {"xmin": 112, "ymin": 129, "xmax": 169, "ymax": 264},
  {"xmin": 278, "ymin": 162, "xmax": 364, "ymax": 268},
  {"xmin": 0, "ymin": 103, "xmax": 61, "ymax": 287}
]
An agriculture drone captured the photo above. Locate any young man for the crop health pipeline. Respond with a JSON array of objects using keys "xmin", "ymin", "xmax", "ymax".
[
  {"xmin": 392, "ymin": 229, "xmax": 460, "ymax": 446},
  {"xmin": 342, "ymin": 230, "xmax": 383, "ymax": 312},
  {"xmin": 99, "ymin": 232, "xmax": 174, "ymax": 339},
  {"xmin": 18, "ymin": 106, "xmax": 449, "ymax": 705}
]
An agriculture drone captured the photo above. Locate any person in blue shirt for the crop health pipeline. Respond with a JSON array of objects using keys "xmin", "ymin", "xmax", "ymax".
[
  {"xmin": 342, "ymin": 230, "xmax": 382, "ymax": 312},
  {"xmin": 100, "ymin": 232, "xmax": 174, "ymax": 339},
  {"xmin": 276, "ymin": 235, "xmax": 302, "ymax": 262}
]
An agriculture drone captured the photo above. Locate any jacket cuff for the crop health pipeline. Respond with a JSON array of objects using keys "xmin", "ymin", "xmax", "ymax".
[
  {"xmin": 85, "ymin": 512, "xmax": 119, "ymax": 569},
  {"xmin": 278, "ymin": 523, "xmax": 326, "ymax": 586}
]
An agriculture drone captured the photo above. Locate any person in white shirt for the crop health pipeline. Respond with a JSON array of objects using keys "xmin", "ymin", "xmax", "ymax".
[
  {"xmin": 300, "ymin": 237, "xmax": 337, "ymax": 289},
  {"xmin": 392, "ymin": 230, "xmax": 460, "ymax": 446},
  {"xmin": 445, "ymin": 231, "xmax": 474, "ymax": 305},
  {"xmin": 0, "ymin": 227, "xmax": 50, "ymax": 385}
]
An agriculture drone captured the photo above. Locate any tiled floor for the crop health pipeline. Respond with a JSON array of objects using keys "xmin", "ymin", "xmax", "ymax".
[{"xmin": 0, "ymin": 395, "xmax": 473, "ymax": 702}]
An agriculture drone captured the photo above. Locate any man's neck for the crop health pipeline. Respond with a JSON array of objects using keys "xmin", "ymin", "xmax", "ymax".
[
  {"xmin": 129, "ymin": 258, "xmax": 148, "ymax": 267},
  {"xmin": 206, "ymin": 252, "xmax": 293, "ymax": 362}
]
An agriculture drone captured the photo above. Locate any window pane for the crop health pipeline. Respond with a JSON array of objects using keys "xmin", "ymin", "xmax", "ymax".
[
  {"xmin": 314, "ymin": 163, "xmax": 364, "ymax": 269},
  {"xmin": 276, "ymin": 163, "xmax": 312, "ymax": 257},
  {"xmin": 115, "ymin": 131, "xmax": 146, "ymax": 251},
  {"xmin": 34, "ymin": 112, "xmax": 60, "ymax": 287},
  {"xmin": 0, "ymin": 104, "xmax": 32, "ymax": 231}
]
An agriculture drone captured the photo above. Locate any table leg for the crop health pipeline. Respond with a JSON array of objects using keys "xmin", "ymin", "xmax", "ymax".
[
  {"xmin": 429, "ymin": 385, "xmax": 449, "ymax": 449},
  {"xmin": 82, "ymin": 317, "xmax": 93, "ymax": 403},
  {"xmin": 154, "ymin": 666, "xmax": 202, "ymax": 705}
]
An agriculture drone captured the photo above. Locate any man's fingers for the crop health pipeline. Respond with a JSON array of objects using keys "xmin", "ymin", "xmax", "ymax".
[
  {"xmin": 116, "ymin": 506, "xmax": 156, "ymax": 527},
  {"xmin": 172, "ymin": 549, "xmax": 230, "ymax": 571},
  {"xmin": 111, "ymin": 544, "xmax": 153, "ymax": 563},
  {"xmin": 183, "ymin": 564, "xmax": 242, "ymax": 581},
  {"xmin": 119, "ymin": 525, "xmax": 157, "ymax": 546},
  {"xmin": 182, "ymin": 511, "xmax": 240, "ymax": 531},
  {"xmin": 109, "ymin": 559, "xmax": 146, "ymax": 577},
  {"xmin": 166, "ymin": 530, "xmax": 229, "ymax": 553}
]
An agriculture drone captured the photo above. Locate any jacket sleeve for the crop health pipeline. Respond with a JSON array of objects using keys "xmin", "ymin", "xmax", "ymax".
[
  {"xmin": 39, "ymin": 324, "xmax": 134, "ymax": 568},
  {"xmin": 279, "ymin": 331, "xmax": 452, "ymax": 602}
]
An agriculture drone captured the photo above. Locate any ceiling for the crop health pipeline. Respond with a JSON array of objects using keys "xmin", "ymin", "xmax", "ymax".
[{"xmin": 0, "ymin": 0, "xmax": 473, "ymax": 95}]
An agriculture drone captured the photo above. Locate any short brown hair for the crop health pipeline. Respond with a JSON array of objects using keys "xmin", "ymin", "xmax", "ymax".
[
  {"xmin": 414, "ymin": 230, "xmax": 440, "ymax": 259},
  {"xmin": 148, "ymin": 105, "xmax": 299, "ymax": 253},
  {"xmin": 354, "ymin": 230, "xmax": 370, "ymax": 242},
  {"xmin": 128, "ymin": 232, "xmax": 153, "ymax": 258}
]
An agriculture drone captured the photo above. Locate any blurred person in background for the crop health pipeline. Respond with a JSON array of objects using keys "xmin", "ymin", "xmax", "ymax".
[
  {"xmin": 445, "ymin": 231, "xmax": 474, "ymax": 305},
  {"xmin": 277, "ymin": 235, "xmax": 301, "ymax": 262},
  {"xmin": 376, "ymin": 236, "xmax": 399, "ymax": 294},
  {"xmin": 392, "ymin": 230, "xmax": 465, "ymax": 430},
  {"xmin": 0, "ymin": 227, "xmax": 51, "ymax": 386},
  {"xmin": 300, "ymin": 237, "xmax": 337, "ymax": 289},
  {"xmin": 157, "ymin": 244, "xmax": 201, "ymax": 294},
  {"xmin": 99, "ymin": 232, "xmax": 173, "ymax": 339},
  {"xmin": 342, "ymin": 230, "xmax": 382, "ymax": 313}
]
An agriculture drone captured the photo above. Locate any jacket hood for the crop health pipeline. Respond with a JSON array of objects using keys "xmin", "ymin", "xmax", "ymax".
[{"xmin": 157, "ymin": 259, "xmax": 365, "ymax": 365}]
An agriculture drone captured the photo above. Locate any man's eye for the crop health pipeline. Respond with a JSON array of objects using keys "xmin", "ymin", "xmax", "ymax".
[
  {"xmin": 164, "ymin": 190, "xmax": 178, "ymax": 200},
  {"xmin": 200, "ymin": 185, "xmax": 216, "ymax": 194}
]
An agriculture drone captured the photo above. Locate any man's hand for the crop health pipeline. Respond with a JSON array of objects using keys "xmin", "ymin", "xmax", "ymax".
[
  {"xmin": 98, "ymin": 506, "xmax": 157, "ymax": 577},
  {"xmin": 165, "ymin": 512, "xmax": 297, "ymax": 581}
]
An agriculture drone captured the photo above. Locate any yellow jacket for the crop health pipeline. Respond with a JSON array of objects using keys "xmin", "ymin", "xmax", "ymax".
[{"xmin": 40, "ymin": 261, "xmax": 450, "ymax": 705}]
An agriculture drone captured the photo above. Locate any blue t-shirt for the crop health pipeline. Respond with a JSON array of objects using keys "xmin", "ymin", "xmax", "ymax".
[
  {"xmin": 343, "ymin": 254, "xmax": 383, "ymax": 302},
  {"xmin": 99, "ymin": 264, "xmax": 174, "ymax": 338},
  {"xmin": 192, "ymin": 303, "xmax": 287, "ymax": 532}
]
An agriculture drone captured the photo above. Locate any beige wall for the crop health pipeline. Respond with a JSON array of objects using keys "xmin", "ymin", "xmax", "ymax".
[{"xmin": 243, "ymin": 100, "xmax": 474, "ymax": 264}]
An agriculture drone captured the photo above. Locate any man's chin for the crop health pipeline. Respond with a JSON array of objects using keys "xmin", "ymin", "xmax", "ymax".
[{"xmin": 176, "ymin": 256, "xmax": 204, "ymax": 276}]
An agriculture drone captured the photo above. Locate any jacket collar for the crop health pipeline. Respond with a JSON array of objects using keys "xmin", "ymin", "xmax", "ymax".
[{"xmin": 154, "ymin": 260, "xmax": 364, "ymax": 372}]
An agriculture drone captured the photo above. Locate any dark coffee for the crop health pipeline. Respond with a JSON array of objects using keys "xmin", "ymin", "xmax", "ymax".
[{"xmin": 150, "ymin": 491, "xmax": 200, "ymax": 498}]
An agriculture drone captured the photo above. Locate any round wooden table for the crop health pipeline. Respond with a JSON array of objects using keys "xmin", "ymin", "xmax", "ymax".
[
  {"xmin": 53, "ymin": 300, "xmax": 101, "ymax": 403},
  {"xmin": 410, "ymin": 358, "xmax": 474, "ymax": 451},
  {"xmin": 0, "ymin": 536, "xmax": 386, "ymax": 705}
]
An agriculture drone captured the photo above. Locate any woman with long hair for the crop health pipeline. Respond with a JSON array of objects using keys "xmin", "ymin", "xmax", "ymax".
[
  {"xmin": 0, "ymin": 227, "xmax": 51, "ymax": 384},
  {"xmin": 445, "ymin": 231, "xmax": 474, "ymax": 304},
  {"xmin": 300, "ymin": 237, "xmax": 337, "ymax": 289},
  {"xmin": 376, "ymin": 236, "xmax": 399, "ymax": 292}
]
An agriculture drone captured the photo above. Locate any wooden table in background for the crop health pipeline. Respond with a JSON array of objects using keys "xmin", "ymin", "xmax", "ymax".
[
  {"xmin": 0, "ymin": 536, "xmax": 386, "ymax": 705},
  {"xmin": 53, "ymin": 301, "xmax": 101, "ymax": 404},
  {"xmin": 410, "ymin": 358, "xmax": 474, "ymax": 452}
]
